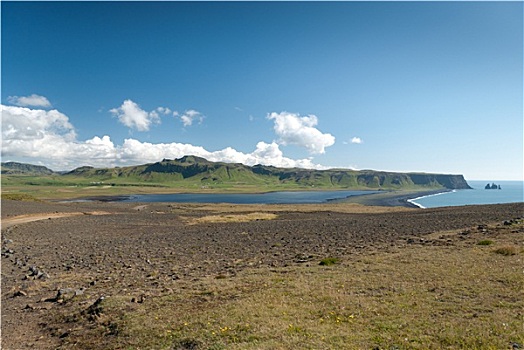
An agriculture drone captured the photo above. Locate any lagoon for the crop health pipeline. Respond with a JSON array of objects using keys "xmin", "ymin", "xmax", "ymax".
[{"xmin": 122, "ymin": 190, "xmax": 380, "ymax": 204}]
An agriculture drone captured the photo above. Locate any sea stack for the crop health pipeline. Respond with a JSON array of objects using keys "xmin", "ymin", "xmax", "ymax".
[{"xmin": 485, "ymin": 183, "xmax": 501, "ymax": 190}]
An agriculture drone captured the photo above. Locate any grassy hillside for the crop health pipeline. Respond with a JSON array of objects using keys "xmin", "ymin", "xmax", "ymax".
[
  {"xmin": 1, "ymin": 161, "xmax": 56, "ymax": 175},
  {"xmin": 1, "ymin": 156, "xmax": 472, "ymax": 199}
]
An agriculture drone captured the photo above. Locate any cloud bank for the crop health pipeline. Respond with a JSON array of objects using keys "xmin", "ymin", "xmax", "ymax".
[
  {"xmin": 267, "ymin": 112, "xmax": 335, "ymax": 154},
  {"xmin": 1, "ymin": 104, "xmax": 324, "ymax": 171}
]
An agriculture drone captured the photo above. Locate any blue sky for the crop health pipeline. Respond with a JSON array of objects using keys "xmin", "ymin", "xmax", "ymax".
[{"xmin": 2, "ymin": 1, "xmax": 522, "ymax": 180}]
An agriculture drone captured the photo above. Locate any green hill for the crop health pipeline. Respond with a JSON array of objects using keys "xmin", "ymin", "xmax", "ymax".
[
  {"xmin": 1, "ymin": 162, "xmax": 56, "ymax": 176},
  {"xmin": 1, "ymin": 156, "xmax": 472, "ymax": 191},
  {"xmin": 55, "ymin": 156, "xmax": 471, "ymax": 190}
]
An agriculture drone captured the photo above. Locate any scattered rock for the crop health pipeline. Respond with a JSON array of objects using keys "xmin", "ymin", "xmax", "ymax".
[
  {"xmin": 23, "ymin": 304, "xmax": 35, "ymax": 310},
  {"xmin": 131, "ymin": 293, "xmax": 151, "ymax": 304},
  {"xmin": 14, "ymin": 290, "xmax": 27, "ymax": 297},
  {"xmin": 57, "ymin": 288, "xmax": 77, "ymax": 302},
  {"xmin": 49, "ymin": 287, "xmax": 85, "ymax": 303},
  {"xmin": 82, "ymin": 296, "xmax": 105, "ymax": 320},
  {"xmin": 37, "ymin": 271, "xmax": 50, "ymax": 280},
  {"xmin": 172, "ymin": 338, "xmax": 202, "ymax": 350},
  {"xmin": 2, "ymin": 248, "xmax": 15, "ymax": 257},
  {"xmin": 28, "ymin": 265, "xmax": 39, "ymax": 276},
  {"xmin": 27, "ymin": 265, "xmax": 50, "ymax": 280},
  {"xmin": 294, "ymin": 253, "xmax": 314, "ymax": 263},
  {"xmin": 59, "ymin": 331, "xmax": 70, "ymax": 339},
  {"xmin": 477, "ymin": 224, "xmax": 488, "ymax": 232}
]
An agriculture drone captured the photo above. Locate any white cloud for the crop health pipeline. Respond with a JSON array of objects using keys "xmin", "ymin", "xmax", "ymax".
[
  {"xmin": 7, "ymin": 94, "xmax": 52, "ymax": 108},
  {"xmin": 109, "ymin": 100, "xmax": 161, "ymax": 131},
  {"xmin": 351, "ymin": 137, "xmax": 363, "ymax": 144},
  {"xmin": 267, "ymin": 112, "xmax": 335, "ymax": 154},
  {"xmin": 1, "ymin": 105, "xmax": 76, "ymax": 142},
  {"xmin": 179, "ymin": 109, "xmax": 204, "ymax": 127},
  {"xmin": 1, "ymin": 104, "xmax": 325, "ymax": 171},
  {"xmin": 156, "ymin": 107, "xmax": 172, "ymax": 115},
  {"xmin": 117, "ymin": 139, "xmax": 322, "ymax": 170}
]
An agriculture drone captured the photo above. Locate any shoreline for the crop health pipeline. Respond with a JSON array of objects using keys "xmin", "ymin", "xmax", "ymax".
[
  {"xmin": 338, "ymin": 189, "xmax": 451, "ymax": 208},
  {"xmin": 406, "ymin": 190, "xmax": 456, "ymax": 208}
]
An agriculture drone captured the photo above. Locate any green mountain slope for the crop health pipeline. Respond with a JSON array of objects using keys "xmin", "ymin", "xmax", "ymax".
[
  {"xmin": 1, "ymin": 156, "xmax": 472, "ymax": 190},
  {"xmin": 56, "ymin": 156, "xmax": 471, "ymax": 190},
  {"xmin": 1, "ymin": 162, "xmax": 56, "ymax": 175}
]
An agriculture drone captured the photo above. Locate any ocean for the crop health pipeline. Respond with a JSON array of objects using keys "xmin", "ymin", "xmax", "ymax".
[{"xmin": 409, "ymin": 181, "xmax": 524, "ymax": 208}]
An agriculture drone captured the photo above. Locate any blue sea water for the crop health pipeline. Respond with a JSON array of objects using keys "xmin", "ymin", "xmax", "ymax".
[
  {"xmin": 124, "ymin": 190, "xmax": 380, "ymax": 204},
  {"xmin": 409, "ymin": 181, "xmax": 524, "ymax": 208}
]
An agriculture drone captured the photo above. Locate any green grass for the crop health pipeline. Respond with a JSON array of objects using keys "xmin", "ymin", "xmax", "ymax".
[
  {"xmin": 0, "ymin": 193, "xmax": 40, "ymax": 201},
  {"xmin": 318, "ymin": 257, "xmax": 340, "ymax": 266},
  {"xmin": 2, "ymin": 164, "xmax": 451, "ymax": 201}
]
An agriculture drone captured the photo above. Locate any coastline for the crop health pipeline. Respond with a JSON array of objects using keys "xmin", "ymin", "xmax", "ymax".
[
  {"xmin": 338, "ymin": 189, "xmax": 451, "ymax": 208},
  {"xmin": 406, "ymin": 190, "xmax": 456, "ymax": 208}
]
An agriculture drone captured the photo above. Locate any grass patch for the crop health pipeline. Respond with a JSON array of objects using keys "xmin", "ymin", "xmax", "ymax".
[
  {"xmin": 319, "ymin": 257, "xmax": 340, "ymax": 266},
  {"xmin": 493, "ymin": 245, "xmax": 519, "ymax": 256},
  {"xmin": 185, "ymin": 212, "xmax": 278, "ymax": 225},
  {"xmin": 477, "ymin": 239, "xmax": 494, "ymax": 246},
  {"xmin": 1, "ymin": 193, "xmax": 40, "ymax": 201}
]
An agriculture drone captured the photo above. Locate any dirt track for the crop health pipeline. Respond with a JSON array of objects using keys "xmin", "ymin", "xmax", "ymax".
[{"xmin": 1, "ymin": 199, "xmax": 523, "ymax": 349}]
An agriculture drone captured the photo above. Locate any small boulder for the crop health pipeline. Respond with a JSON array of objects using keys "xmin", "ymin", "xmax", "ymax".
[{"xmin": 14, "ymin": 290, "xmax": 27, "ymax": 297}]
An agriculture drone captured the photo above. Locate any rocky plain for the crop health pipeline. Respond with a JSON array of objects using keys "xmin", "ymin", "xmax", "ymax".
[{"xmin": 1, "ymin": 199, "xmax": 523, "ymax": 349}]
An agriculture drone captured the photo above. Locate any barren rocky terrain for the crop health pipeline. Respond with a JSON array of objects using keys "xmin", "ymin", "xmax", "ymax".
[{"xmin": 1, "ymin": 199, "xmax": 523, "ymax": 349}]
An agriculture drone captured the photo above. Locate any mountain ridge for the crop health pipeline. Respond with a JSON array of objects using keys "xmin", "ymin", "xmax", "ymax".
[
  {"xmin": 1, "ymin": 162, "xmax": 56, "ymax": 175},
  {"xmin": 1, "ymin": 157, "xmax": 472, "ymax": 190}
]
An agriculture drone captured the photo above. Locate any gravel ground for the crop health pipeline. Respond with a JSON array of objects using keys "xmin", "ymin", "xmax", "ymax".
[{"xmin": 1, "ymin": 199, "xmax": 522, "ymax": 349}]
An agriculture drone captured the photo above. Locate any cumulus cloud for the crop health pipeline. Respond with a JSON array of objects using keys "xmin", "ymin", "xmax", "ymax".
[
  {"xmin": 7, "ymin": 94, "xmax": 52, "ymax": 108},
  {"xmin": 179, "ymin": 109, "xmax": 204, "ymax": 127},
  {"xmin": 156, "ymin": 107, "xmax": 172, "ymax": 115},
  {"xmin": 351, "ymin": 137, "xmax": 363, "ymax": 144},
  {"xmin": 267, "ymin": 112, "xmax": 335, "ymax": 154},
  {"xmin": 1, "ymin": 104, "xmax": 325, "ymax": 171},
  {"xmin": 114, "ymin": 140, "xmax": 322, "ymax": 170},
  {"xmin": 1, "ymin": 105, "xmax": 76, "ymax": 142},
  {"xmin": 1, "ymin": 105, "xmax": 113, "ymax": 168},
  {"xmin": 109, "ymin": 100, "xmax": 161, "ymax": 131}
]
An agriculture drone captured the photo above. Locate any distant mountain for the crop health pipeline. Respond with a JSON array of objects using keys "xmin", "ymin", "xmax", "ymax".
[
  {"xmin": 58, "ymin": 156, "xmax": 472, "ymax": 190},
  {"xmin": 1, "ymin": 162, "xmax": 56, "ymax": 175}
]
